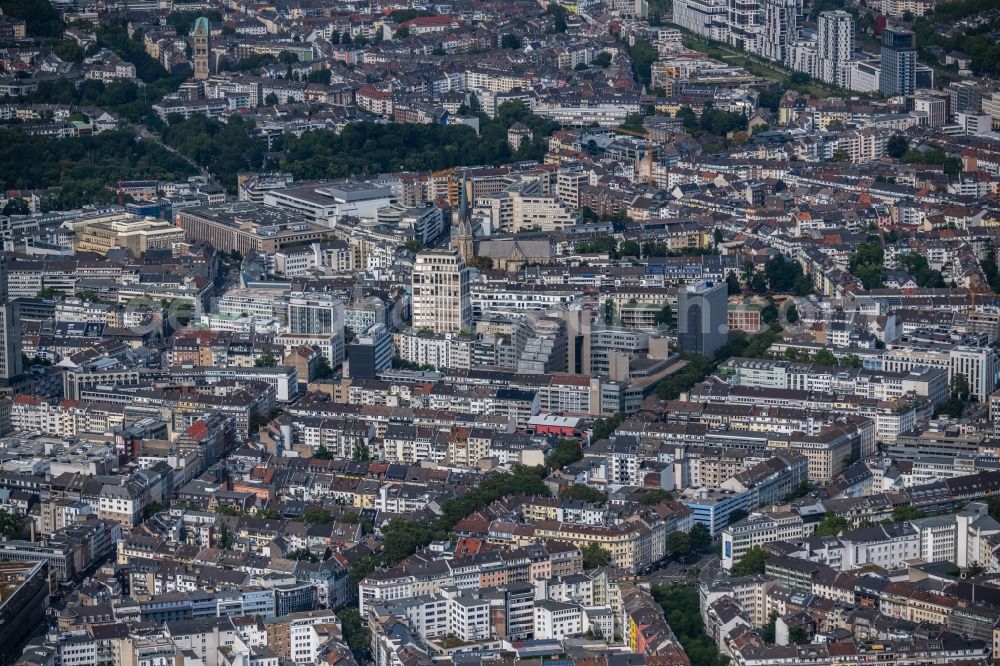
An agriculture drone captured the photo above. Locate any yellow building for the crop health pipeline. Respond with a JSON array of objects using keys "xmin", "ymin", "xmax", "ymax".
[{"xmin": 75, "ymin": 216, "xmax": 186, "ymax": 256}]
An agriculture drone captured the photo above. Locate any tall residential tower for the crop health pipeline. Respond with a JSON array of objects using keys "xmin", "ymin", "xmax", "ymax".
[{"xmin": 818, "ymin": 10, "xmax": 854, "ymax": 88}]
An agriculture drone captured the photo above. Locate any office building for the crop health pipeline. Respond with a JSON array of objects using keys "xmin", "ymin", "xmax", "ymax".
[
  {"xmin": 287, "ymin": 292, "xmax": 345, "ymax": 337},
  {"xmin": 411, "ymin": 249, "xmax": 472, "ymax": 334},
  {"xmin": 284, "ymin": 292, "xmax": 346, "ymax": 368},
  {"xmin": 176, "ymin": 203, "xmax": 335, "ymax": 255},
  {"xmin": 880, "ymin": 27, "xmax": 916, "ymax": 96},
  {"xmin": 678, "ymin": 280, "xmax": 728, "ymax": 359},
  {"xmin": 346, "ymin": 323, "xmax": 393, "ymax": 379},
  {"xmin": 0, "ymin": 561, "xmax": 49, "ymax": 665},
  {"xmin": 913, "ymin": 94, "xmax": 947, "ymax": 126},
  {"xmin": 817, "ymin": 11, "xmax": 854, "ymax": 88},
  {"xmin": 192, "ymin": 16, "xmax": 210, "ymax": 80},
  {"xmin": 0, "ymin": 270, "xmax": 22, "ymax": 384}
]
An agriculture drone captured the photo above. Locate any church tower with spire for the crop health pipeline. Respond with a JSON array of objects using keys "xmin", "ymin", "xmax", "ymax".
[{"xmin": 454, "ymin": 173, "xmax": 474, "ymax": 263}]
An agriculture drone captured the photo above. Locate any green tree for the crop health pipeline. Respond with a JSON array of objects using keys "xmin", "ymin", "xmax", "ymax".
[
  {"xmin": 546, "ymin": 3, "xmax": 568, "ymax": 32},
  {"xmin": 951, "ymin": 372, "xmax": 970, "ymax": 399},
  {"xmin": 812, "ymin": 349, "xmax": 838, "ymax": 366},
  {"xmin": 347, "ymin": 554, "xmax": 377, "ymax": 591},
  {"xmin": 217, "ymin": 521, "xmax": 233, "ymax": 550},
  {"xmin": 581, "ymin": 543, "xmax": 612, "ymax": 569},
  {"xmin": 264, "ymin": 92, "xmax": 279, "ymax": 105},
  {"xmin": 655, "ymin": 302, "xmax": 673, "ymax": 328},
  {"xmin": 886, "ymin": 134, "xmax": 909, "ymax": 159},
  {"xmin": 620, "ymin": 113, "xmax": 647, "ymax": 133},
  {"xmin": 1, "ymin": 0, "xmax": 64, "ymax": 36},
  {"xmin": 689, "ymin": 523, "xmax": 711, "ymax": 552},
  {"xmin": 352, "ymin": 439, "xmax": 372, "ymax": 461},
  {"xmin": 936, "ymin": 396, "xmax": 964, "ymax": 418},
  {"xmin": 53, "ymin": 40, "xmax": 84, "ymax": 63},
  {"xmin": 892, "ymin": 505, "xmax": 926, "ymax": 522},
  {"xmin": 763, "ymin": 610, "xmax": 779, "ymax": 643},
  {"xmin": 546, "ymin": 439, "xmax": 582, "ymax": 470},
  {"xmin": 142, "ymin": 501, "xmax": 163, "ymax": 520},
  {"xmin": 731, "ymin": 546, "xmax": 771, "ymax": 576},
  {"xmin": 307, "ymin": 69, "xmax": 333, "ymax": 84},
  {"xmin": 726, "ymin": 272, "xmax": 742, "ymax": 295},
  {"xmin": 652, "ymin": 585, "xmax": 729, "ymax": 666},
  {"xmin": 592, "ymin": 413, "xmax": 624, "ymax": 440},
  {"xmin": 500, "ymin": 33, "xmax": 522, "ymax": 49},
  {"xmin": 314, "ymin": 443, "xmax": 333, "ymax": 460},
  {"xmin": 560, "ymin": 485, "xmax": 608, "ymax": 502},
  {"xmin": 699, "ymin": 103, "xmax": 748, "ymax": 135},
  {"xmin": 898, "ymin": 253, "xmax": 945, "ymax": 288},
  {"xmin": 314, "ymin": 355, "xmax": 333, "ymax": 379},
  {"xmin": 620, "ymin": 240, "xmax": 641, "ymax": 257},
  {"xmin": 639, "ymin": 488, "xmax": 673, "ymax": 505},
  {"xmin": 786, "ymin": 303, "xmax": 799, "ymax": 324},
  {"xmin": 813, "ymin": 514, "xmax": 850, "ymax": 536},
  {"xmin": 286, "ymin": 548, "xmax": 319, "ymax": 562},
  {"xmin": 0, "ymin": 509, "xmax": 22, "ymax": 539},
  {"xmin": 338, "ymin": 607, "xmax": 371, "ymax": 662},
  {"xmin": 233, "ymin": 53, "xmax": 278, "ymax": 71},
  {"xmin": 668, "ymin": 530, "xmax": 692, "ymax": 558},
  {"xmin": 301, "ymin": 507, "xmax": 332, "ymax": 524},
  {"xmin": 789, "ymin": 626, "xmax": 810, "ymax": 645},
  {"xmin": 628, "ymin": 40, "xmax": 657, "ymax": 85},
  {"xmin": 255, "ymin": 351, "xmax": 278, "ymax": 367}
]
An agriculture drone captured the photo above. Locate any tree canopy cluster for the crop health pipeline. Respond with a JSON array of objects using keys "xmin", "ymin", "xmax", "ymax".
[
  {"xmin": 162, "ymin": 115, "xmax": 265, "ymax": 192},
  {"xmin": 379, "ymin": 465, "xmax": 549, "ymax": 566},
  {"xmin": 760, "ymin": 255, "xmax": 813, "ymax": 295},
  {"xmin": 912, "ymin": 8, "xmax": 1000, "ymax": 78},
  {"xmin": 653, "ymin": 585, "xmax": 730, "ymax": 666},
  {"xmin": 546, "ymin": 439, "xmax": 583, "ymax": 470},
  {"xmin": 901, "ymin": 145, "xmax": 962, "ymax": 176},
  {"xmin": 0, "ymin": 128, "xmax": 194, "ymax": 211},
  {"xmin": 560, "ymin": 484, "xmax": 608, "ymax": 503},
  {"xmin": 731, "ymin": 545, "xmax": 771, "ymax": 576},
  {"xmin": 160, "ymin": 101, "xmax": 557, "ymax": 193},
  {"xmin": 849, "ymin": 239, "xmax": 885, "ymax": 290},
  {"xmin": 629, "ymin": 40, "xmax": 657, "ymax": 86},
  {"xmin": 285, "ymin": 100, "xmax": 557, "ymax": 177},
  {"xmin": 581, "ymin": 543, "xmax": 612, "ymax": 568},
  {"xmin": 0, "ymin": 0, "xmax": 63, "ymax": 36},
  {"xmin": 898, "ymin": 253, "xmax": 945, "ymax": 288},
  {"xmin": 677, "ymin": 104, "xmax": 749, "ymax": 137},
  {"xmin": 654, "ymin": 354, "xmax": 713, "ymax": 400},
  {"xmin": 981, "ymin": 253, "xmax": 1000, "ymax": 293}
]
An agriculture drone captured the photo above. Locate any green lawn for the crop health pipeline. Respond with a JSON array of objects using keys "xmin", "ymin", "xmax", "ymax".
[{"xmin": 679, "ymin": 32, "xmax": 838, "ymax": 98}]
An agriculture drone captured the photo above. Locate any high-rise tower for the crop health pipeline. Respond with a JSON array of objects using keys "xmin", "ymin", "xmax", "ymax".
[
  {"xmin": 818, "ymin": 10, "xmax": 854, "ymax": 87},
  {"xmin": 880, "ymin": 27, "xmax": 917, "ymax": 96},
  {"xmin": 411, "ymin": 250, "xmax": 472, "ymax": 334},
  {"xmin": 0, "ymin": 268, "xmax": 22, "ymax": 384}
]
